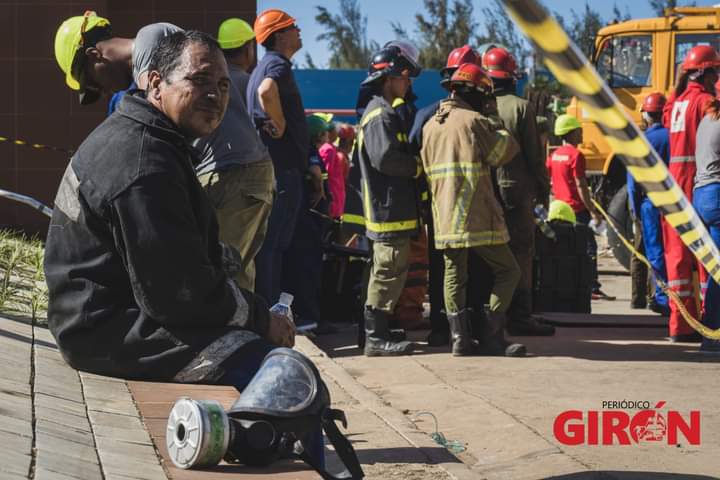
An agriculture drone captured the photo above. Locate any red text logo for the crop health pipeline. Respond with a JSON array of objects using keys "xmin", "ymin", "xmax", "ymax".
[{"xmin": 553, "ymin": 401, "xmax": 700, "ymax": 446}]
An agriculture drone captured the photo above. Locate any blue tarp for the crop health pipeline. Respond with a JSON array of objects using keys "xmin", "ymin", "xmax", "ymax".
[{"xmin": 294, "ymin": 69, "xmax": 448, "ymax": 123}]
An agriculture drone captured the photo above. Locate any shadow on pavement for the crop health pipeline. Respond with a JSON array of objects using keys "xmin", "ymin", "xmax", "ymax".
[
  {"xmin": 547, "ymin": 472, "xmax": 719, "ymax": 480},
  {"xmin": 0, "ymin": 324, "xmax": 57, "ymax": 349},
  {"xmin": 324, "ymin": 445, "xmax": 462, "ymax": 476}
]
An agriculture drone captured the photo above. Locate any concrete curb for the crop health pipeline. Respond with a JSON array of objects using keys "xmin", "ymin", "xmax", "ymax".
[{"xmin": 295, "ymin": 336, "xmax": 480, "ymax": 480}]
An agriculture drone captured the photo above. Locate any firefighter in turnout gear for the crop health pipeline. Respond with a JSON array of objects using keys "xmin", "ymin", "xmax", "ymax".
[
  {"xmin": 358, "ymin": 45, "xmax": 422, "ymax": 357},
  {"xmin": 421, "ymin": 63, "xmax": 526, "ymax": 357},
  {"xmin": 482, "ymin": 47, "xmax": 555, "ymax": 336}
]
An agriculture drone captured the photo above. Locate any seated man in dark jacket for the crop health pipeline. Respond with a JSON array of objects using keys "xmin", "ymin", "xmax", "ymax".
[{"xmin": 44, "ymin": 30, "xmax": 295, "ymax": 388}]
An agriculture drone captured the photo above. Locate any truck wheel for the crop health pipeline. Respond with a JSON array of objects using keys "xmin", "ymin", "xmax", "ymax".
[{"xmin": 606, "ymin": 185, "xmax": 633, "ymax": 271}]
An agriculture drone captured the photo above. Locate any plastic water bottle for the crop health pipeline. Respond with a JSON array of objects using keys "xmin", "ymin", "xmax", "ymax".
[
  {"xmin": 269, "ymin": 292, "xmax": 317, "ymax": 333},
  {"xmin": 533, "ymin": 204, "xmax": 556, "ymax": 240},
  {"xmin": 269, "ymin": 292, "xmax": 294, "ymax": 323}
]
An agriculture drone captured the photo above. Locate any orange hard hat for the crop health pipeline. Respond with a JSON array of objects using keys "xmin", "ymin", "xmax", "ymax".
[
  {"xmin": 254, "ymin": 9, "xmax": 296, "ymax": 45},
  {"xmin": 449, "ymin": 63, "xmax": 493, "ymax": 95},
  {"xmin": 682, "ymin": 44, "xmax": 720, "ymax": 71},
  {"xmin": 482, "ymin": 47, "xmax": 519, "ymax": 79},
  {"xmin": 641, "ymin": 92, "xmax": 666, "ymax": 113}
]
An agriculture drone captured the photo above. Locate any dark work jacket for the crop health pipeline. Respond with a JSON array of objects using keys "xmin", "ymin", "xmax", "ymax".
[
  {"xmin": 495, "ymin": 91, "xmax": 548, "ymax": 209},
  {"xmin": 44, "ymin": 93, "xmax": 270, "ymax": 382},
  {"xmin": 357, "ymin": 95, "xmax": 420, "ymax": 240},
  {"xmin": 344, "ymin": 89, "xmax": 418, "ymax": 236}
]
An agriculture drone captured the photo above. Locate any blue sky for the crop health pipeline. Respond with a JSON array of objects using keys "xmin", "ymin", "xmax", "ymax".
[{"xmin": 257, "ymin": 0, "xmax": 667, "ymax": 68}]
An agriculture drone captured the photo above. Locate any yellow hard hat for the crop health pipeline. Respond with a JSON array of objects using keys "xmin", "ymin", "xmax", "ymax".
[
  {"xmin": 54, "ymin": 11, "xmax": 111, "ymax": 90},
  {"xmin": 548, "ymin": 200, "xmax": 576, "ymax": 224},
  {"xmin": 217, "ymin": 18, "xmax": 255, "ymax": 50},
  {"xmin": 312, "ymin": 112, "xmax": 335, "ymax": 129},
  {"xmin": 554, "ymin": 114, "xmax": 582, "ymax": 136}
]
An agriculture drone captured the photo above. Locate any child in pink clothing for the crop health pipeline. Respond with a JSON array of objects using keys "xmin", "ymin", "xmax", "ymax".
[{"xmin": 319, "ymin": 125, "xmax": 346, "ymax": 219}]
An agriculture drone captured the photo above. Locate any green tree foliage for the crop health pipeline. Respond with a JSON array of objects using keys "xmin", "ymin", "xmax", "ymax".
[
  {"xmin": 391, "ymin": 0, "xmax": 479, "ymax": 69},
  {"xmin": 314, "ymin": 0, "xmax": 379, "ymax": 68},
  {"xmin": 647, "ymin": 0, "xmax": 696, "ymax": 16},
  {"xmin": 568, "ymin": 3, "xmax": 604, "ymax": 58},
  {"xmin": 648, "ymin": 0, "xmax": 677, "ymax": 16},
  {"xmin": 479, "ymin": 1, "xmax": 530, "ymax": 68},
  {"xmin": 611, "ymin": 3, "xmax": 631, "ymax": 23}
]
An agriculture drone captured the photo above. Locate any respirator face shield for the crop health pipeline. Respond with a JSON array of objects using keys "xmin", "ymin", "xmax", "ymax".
[
  {"xmin": 228, "ymin": 347, "xmax": 320, "ymax": 416},
  {"xmin": 166, "ymin": 348, "xmax": 364, "ymax": 479}
]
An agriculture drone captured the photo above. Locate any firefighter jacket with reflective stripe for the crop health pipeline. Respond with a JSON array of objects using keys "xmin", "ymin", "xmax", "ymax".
[
  {"xmin": 357, "ymin": 95, "xmax": 421, "ymax": 240},
  {"xmin": 495, "ymin": 92, "xmax": 549, "ymax": 209},
  {"xmin": 421, "ymin": 97, "xmax": 519, "ymax": 249}
]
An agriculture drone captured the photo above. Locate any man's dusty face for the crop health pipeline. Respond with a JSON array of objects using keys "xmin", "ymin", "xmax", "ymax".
[{"xmin": 150, "ymin": 43, "xmax": 230, "ymax": 138}]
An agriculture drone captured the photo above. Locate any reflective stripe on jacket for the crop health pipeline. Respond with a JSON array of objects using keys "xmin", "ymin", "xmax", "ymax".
[
  {"xmin": 421, "ymin": 97, "xmax": 519, "ymax": 249},
  {"xmin": 357, "ymin": 95, "xmax": 420, "ymax": 240}
]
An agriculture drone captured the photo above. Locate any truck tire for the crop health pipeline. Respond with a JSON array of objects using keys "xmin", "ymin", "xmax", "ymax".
[{"xmin": 606, "ymin": 185, "xmax": 633, "ymax": 271}]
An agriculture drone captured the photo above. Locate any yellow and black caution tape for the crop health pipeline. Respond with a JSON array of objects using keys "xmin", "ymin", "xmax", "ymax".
[
  {"xmin": 0, "ymin": 135, "xmax": 74, "ymax": 155},
  {"xmin": 502, "ymin": 0, "xmax": 720, "ymax": 337},
  {"xmin": 593, "ymin": 199, "xmax": 720, "ymax": 340}
]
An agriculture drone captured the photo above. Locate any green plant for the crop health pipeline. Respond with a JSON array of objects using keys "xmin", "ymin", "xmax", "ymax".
[{"xmin": 0, "ymin": 230, "xmax": 48, "ymax": 323}]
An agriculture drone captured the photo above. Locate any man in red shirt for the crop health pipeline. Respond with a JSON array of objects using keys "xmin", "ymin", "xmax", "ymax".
[{"xmin": 547, "ymin": 115, "xmax": 613, "ymax": 300}]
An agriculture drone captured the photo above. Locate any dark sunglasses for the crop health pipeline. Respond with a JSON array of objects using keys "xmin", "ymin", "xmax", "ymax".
[{"xmin": 278, "ymin": 24, "xmax": 299, "ymax": 34}]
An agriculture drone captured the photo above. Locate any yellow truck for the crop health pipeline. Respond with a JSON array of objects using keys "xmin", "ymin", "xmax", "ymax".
[{"xmin": 565, "ymin": 6, "xmax": 720, "ymax": 268}]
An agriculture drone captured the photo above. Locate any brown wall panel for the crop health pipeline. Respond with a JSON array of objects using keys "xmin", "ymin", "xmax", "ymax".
[
  {"xmin": 16, "ymin": 60, "xmax": 70, "ymax": 115},
  {"xmin": 0, "ymin": 5, "xmax": 16, "ymax": 60},
  {"xmin": 0, "ymin": 116, "xmax": 16, "ymax": 171},
  {"xmin": 108, "ymin": 12, "xmax": 156, "ymax": 38},
  {"xmin": 0, "ymin": 62, "xmax": 14, "ymax": 114},
  {"xmin": 17, "ymin": 4, "xmax": 72, "ymax": 60}
]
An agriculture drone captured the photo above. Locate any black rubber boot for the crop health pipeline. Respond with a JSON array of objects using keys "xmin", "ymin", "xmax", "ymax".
[
  {"xmin": 480, "ymin": 307, "xmax": 526, "ymax": 357},
  {"xmin": 364, "ymin": 308, "xmax": 414, "ymax": 357},
  {"xmin": 447, "ymin": 309, "xmax": 478, "ymax": 356},
  {"xmin": 358, "ymin": 323, "xmax": 407, "ymax": 349}
]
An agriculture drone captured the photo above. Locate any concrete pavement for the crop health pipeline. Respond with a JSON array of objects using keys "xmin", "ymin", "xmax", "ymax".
[
  {"xmin": 0, "ymin": 311, "xmax": 464, "ymax": 480},
  {"xmin": 311, "ymin": 253, "xmax": 720, "ymax": 479}
]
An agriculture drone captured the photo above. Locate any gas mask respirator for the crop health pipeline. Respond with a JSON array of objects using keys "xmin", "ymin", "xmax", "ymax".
[{"xmin": 165, "ymin": 348, "xmax": 364, "ymax": 479}]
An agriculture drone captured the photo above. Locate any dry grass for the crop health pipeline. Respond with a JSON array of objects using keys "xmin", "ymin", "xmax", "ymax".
[{"xmin": 0, "ymin": 229, "xmax": 48, "ymax": 324}]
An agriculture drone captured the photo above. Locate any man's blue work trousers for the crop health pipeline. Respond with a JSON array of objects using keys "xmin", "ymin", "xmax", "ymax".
[
  {"xmin": 255, "ymin": 169, "xmax": 303, "ymax": 305},
  {"xmin": 693, "ymin": 183, "xmax": 720, "ymax": 331},
  {"xmin": 640, "ymin": 197, "xmax": 668, "ymax": 308}
]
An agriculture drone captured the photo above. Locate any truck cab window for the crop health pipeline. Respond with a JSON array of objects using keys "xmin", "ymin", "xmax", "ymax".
[
  {"xmin": 596, "ymin": 35, "xmax": 652, "ymax": 88},
  {"xmin": 675, "ymin": 34, "xmax": 720, "ymax": 81}
]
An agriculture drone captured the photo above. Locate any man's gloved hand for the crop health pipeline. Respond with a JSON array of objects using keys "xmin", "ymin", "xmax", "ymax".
[{"xmin": 267, "ymin": 312, "xmax": 296, "ymax": 348}]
